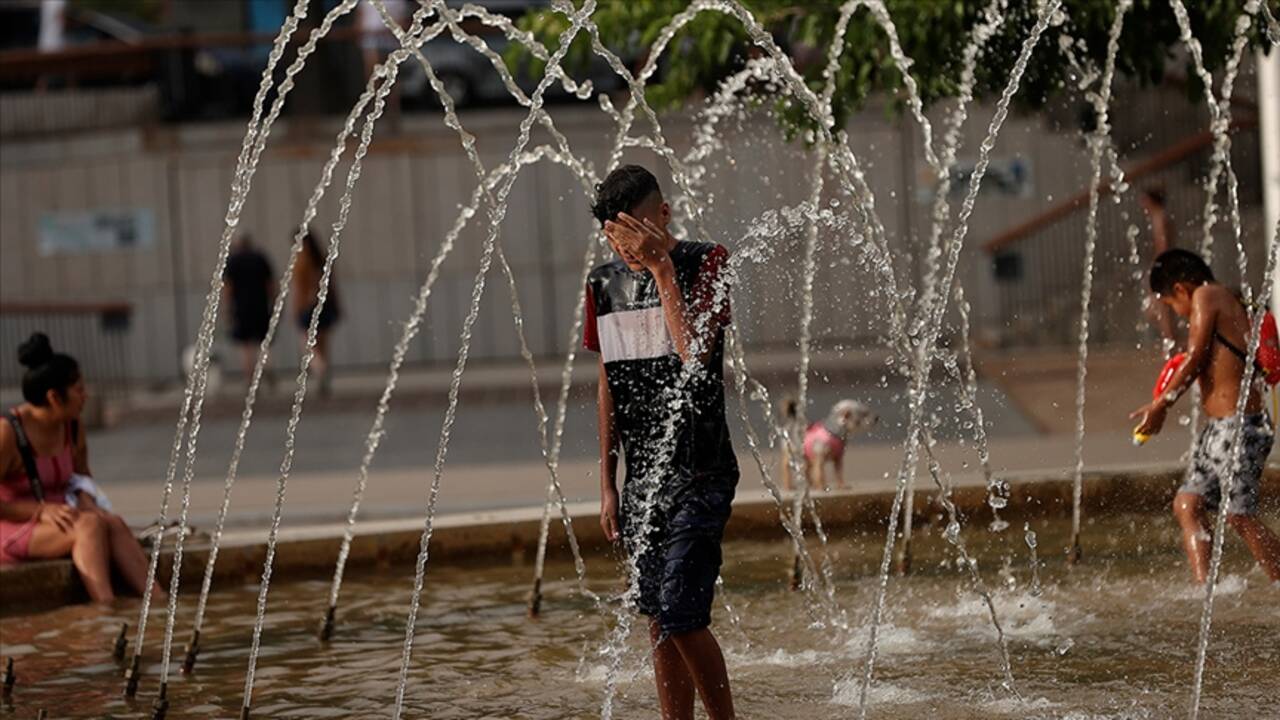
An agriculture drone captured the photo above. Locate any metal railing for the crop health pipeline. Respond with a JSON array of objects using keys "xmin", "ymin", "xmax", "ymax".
[
  {"xmin": 0, "ymin": 301, "xmax": 133, "ymax": 425},
  {"xmin": 980, "ymin": 118, "xmax": 1266, "ymax": 349}
]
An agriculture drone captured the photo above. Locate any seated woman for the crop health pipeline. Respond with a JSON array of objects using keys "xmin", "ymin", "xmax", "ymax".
[{"xmin": 0, "ymin": 333, "xmax": 158, "ymax": 603}]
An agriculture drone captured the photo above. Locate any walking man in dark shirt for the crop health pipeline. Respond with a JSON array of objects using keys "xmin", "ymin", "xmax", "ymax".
[
  {"xmin": 223, "ymin": 234, "xmax": 277, "ymax": 388},
  {"xmin": 584, "ymin": 165, "xmax": 738, "ymax": 720}
]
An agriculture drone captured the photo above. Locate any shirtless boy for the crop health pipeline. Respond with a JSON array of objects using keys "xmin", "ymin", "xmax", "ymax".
[{"xmin": 1130, "ymin": 249, "xmax": 1280, "ymax": 583}]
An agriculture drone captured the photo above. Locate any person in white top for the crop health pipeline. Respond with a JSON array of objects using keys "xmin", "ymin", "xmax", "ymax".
[
  {"xmin": 36, "ymin": 0, "xmax": 67, "ymax": 91},
  {"xmin": 38, "ymin": 0, "xmax": 67, "ymax": 53}
]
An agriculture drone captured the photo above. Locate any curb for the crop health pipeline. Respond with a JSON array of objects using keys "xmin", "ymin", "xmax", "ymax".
[{"xmin": 2, "ymin": 465, "xmax": 1276, "ymax": 616}]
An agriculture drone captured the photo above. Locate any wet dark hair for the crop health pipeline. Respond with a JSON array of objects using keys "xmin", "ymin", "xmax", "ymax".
[
  {"xmin": 18, "ymin": 333, "xmax": 80, "ymax": 406},
  {"xmin": 1150, "ymin": 248, "xmax": 1214, "ymax": 295},
  {"xmin": 590, "ymin": 165, "xmax": 661, "ymax": 226}
]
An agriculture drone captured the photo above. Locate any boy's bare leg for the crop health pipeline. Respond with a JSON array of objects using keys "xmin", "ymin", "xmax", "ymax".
[
  {"xmin": 670, "ymin": 627, "xmax": 736, "ymax": 720},
  {"xmin": 650, "ymin": 620, "xmax": 695, "ymax": 720},
  {"xmin": 1226, "ymin": 515, "xmax": 1280, "ymax": 581},
  {"xmin": 1173, "ymin": 492, "xmax": 1212, "ymax": 584}
]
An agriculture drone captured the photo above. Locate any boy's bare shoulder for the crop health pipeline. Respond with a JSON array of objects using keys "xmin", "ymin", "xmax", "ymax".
[{"xmin": 1192, "ymin": 283, "xmax": 1234, "ymax": 310}]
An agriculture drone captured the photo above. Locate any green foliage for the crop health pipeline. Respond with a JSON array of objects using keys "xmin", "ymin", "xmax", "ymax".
[{"xmin": 511, "ymin": 0, "xmax": 1272, "ymax": 139}]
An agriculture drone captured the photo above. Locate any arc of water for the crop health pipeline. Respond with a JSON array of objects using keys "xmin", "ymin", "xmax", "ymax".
[
  {"xmin": 660, "ymin": 3, "xmax": 919, "ymax": 623},
  {"xmin": 1261, "ymin": 0, "xmax": 1280, "ymax": 44},
  {"xmin": 1213, "ymin": 3, "xmax": 1265, "ymax": 294},
  {"xmin": 897, "ymin": 0, "xmax": 1012, "ymax": 572},
  {"xmin": 187, "ymin": 7, "xmax": 454, "ymax": 668},
  {"xmin": 917, "ymin": 423, "xmax": 1018, "ymax": 695},
  {"xmin": 420, "ymin": 0, "xmax": 607, "ymax": 615},
  {"xmin": 953, "ymin": 286, "xmax": 1003, "ymax": 530},
  {"xmin": 317, "ymin": 0, "xmax": 605, "ymax": 637},
  {"xmin": 672, "ymin": 13, "xmax": 1023, "ymax": 680},
  {"xmin": 1067, "ymin": 0, "xmax": 1133, "ymax": 564},
  {"xmin": 851, "ymin": 3, "xmax": 1062, "ymax": 714},
  {"xmin": 1188, "ymin": 222, "xmax": 1280, "ymax": 720},
  {"xmin": 717, "ymin": 204, "xmax": 852, "ymax": 621},
  {"xmin": 124, "ymin": 0, "xmax": 325, "ymax": 700},
  {"xmin": 790, "ymin": 145, "xmax": 833, "ymax": 591},
  {"xmin": 784, "ymin": 0, "xmax": 862, "ymax": 598},
  {"xmin": 420, "ymin": 1, "xmax": 645, "ymax": 622},
  {"xmin": 1167, "ymin": 0, "xmax": 1254, "ymax": 264},
  {"xmin": 389, "ymin": 1, "xmax": 604, "ymax": 715},
  {"xmin": 237, "ymin": 2, "xmax": 460, "ymax": 708},
  {"xmin": 917, "ymin": 0, "xmax": 1008, "ymax": 321},
  {"xmin": 724, "ymin": 330, "xmax": 836, "ymax": 624}
]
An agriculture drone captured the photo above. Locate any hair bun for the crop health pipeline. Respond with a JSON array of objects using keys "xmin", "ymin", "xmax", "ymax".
[{"xmin": 18, "ymin": 332, "xmax": 54, "ymax": 369}]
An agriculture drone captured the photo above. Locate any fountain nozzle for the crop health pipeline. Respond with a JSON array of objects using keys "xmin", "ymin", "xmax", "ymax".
[
  {"xmin": 123, "ymin": 654, "xmax": 142, "ymax": 698},
  {"xmin": 181, "ymin": 630, "xmax": 200, "ymax": 674},
  {"xmin": 895, "ymin": 548, "xmax": 913, "ymax": 576},
  {"xmin": 3, "ymin": 656, "xmax": 14, "ymax": 700},
  {"xmin": 319, "ymin": 605, "xmax": 336, "ymax": 642},
  {"xmin": 151, "ymin": 682, "xmax": 169, "ymax": 720},
  {"xmin": 527, "ymin": 578, "xmax": 543, "ymax": 618},
  {"xmin": 112, "ymin": 622, "xmax": 129, "ymax": 661}
]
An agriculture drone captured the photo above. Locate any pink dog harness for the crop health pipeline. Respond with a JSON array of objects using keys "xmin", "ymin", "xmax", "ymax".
[{"xmin": 803, "ymin": 421, "xmax": 844, "ymax": 463}]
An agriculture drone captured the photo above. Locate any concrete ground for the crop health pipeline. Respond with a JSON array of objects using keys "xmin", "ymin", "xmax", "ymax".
[{"xmin": 67, "ymin": 344, "xmax": 1277, "ymax": 532}]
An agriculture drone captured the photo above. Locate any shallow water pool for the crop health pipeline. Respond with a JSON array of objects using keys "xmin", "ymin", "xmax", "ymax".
[{"xmin": 1, "ymin": 511, "xmax": 1277, "ymax": 719}]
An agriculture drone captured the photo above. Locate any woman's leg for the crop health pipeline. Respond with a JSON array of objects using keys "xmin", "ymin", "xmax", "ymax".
[
  {"xmin": 104, "ymin": 514, "xmax": 163, "ymax": 598},
  {"xmin": 315, "ymin": 330, "xmax": 331, "ymax": 395},
  {"xmin": 28, "ymin": 513, "xmax": 114, "ymax": 602}
]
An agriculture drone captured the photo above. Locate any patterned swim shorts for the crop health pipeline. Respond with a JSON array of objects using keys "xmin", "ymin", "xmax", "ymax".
[{"xmin": 1182, "ymin": 412, "xmax": 1274, "ymax": 516}]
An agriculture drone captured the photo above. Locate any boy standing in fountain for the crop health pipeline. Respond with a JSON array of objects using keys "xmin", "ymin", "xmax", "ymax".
[
  {"xmin": 1131, "ymin": 249, "xmax": 1280, "ymax": 584},
  {"xmin": 585, "ymin": 165, "xmax": 738, "ymax": 720}
]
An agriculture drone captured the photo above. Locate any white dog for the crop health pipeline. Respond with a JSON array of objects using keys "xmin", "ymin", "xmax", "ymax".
[{"xmin": 780, "ymin": 399, "xmax": 878, "ymax": 490}]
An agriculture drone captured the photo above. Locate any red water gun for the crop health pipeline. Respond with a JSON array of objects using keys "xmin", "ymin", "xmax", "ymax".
[{"xmin": 1133, "ymin": 352, "xmax": 1186, "ymax": 446}]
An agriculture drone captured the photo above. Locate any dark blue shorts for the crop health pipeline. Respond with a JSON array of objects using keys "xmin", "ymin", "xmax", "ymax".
[{"xmin": 621, "ymin": 480, "xmax": 735, "ymax": 636}]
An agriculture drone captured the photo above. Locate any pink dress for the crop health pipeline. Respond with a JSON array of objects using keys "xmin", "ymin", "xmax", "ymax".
[{"xmin": 0, "ymin": 418, "xmax": 75, "ymax": 565}]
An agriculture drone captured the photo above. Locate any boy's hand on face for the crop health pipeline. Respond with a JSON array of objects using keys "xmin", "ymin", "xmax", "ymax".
[
  {"xmin": 600, "ymin": 488, "xmax": 621, "ymax": 543},
  {"xmin": 1129, "ymin": 399, "xmax": 1168, "ymax": 437},
  {"xmin": 605, "ymin": 213, "xmax": 671, "ymax": 273}
]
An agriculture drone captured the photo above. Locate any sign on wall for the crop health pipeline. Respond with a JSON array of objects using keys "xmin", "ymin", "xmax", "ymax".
[
  {"xmin": 917, "ymin": 156, "xmax": 1034, "ymax": 202},
  {"xmin": 38, "ymin": 208, "xmax": 156, "ymax": 255}
]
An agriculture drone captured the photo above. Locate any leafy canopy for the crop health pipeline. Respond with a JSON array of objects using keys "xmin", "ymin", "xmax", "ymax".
[{"xmin": 511, "ymin": 0, "xmax": 1271, "ymax": 138}]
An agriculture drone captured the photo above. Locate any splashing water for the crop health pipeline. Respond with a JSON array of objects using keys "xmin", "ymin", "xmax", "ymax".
[
  {"xmin": 127, "ymin": 0, "xmax": 337, "ymax": 699},
  {"xmin": 854, "ymin": 3, "xmax": 1062, "ymax": 714},
  {"xmin": 120, "ymin": 0, "xmax": 1271, "ymax": 717},
  {"xmin": 1068, "ymin": 0, "xmax": 1132, "ymax": 564},
  {"xmin": 1188, "ymin": 224, "xmax": 1280, "ymax": 720},
  {"xmin": 1024, "ymin": 523, "xmax": 1043, "ymax": 598}
]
